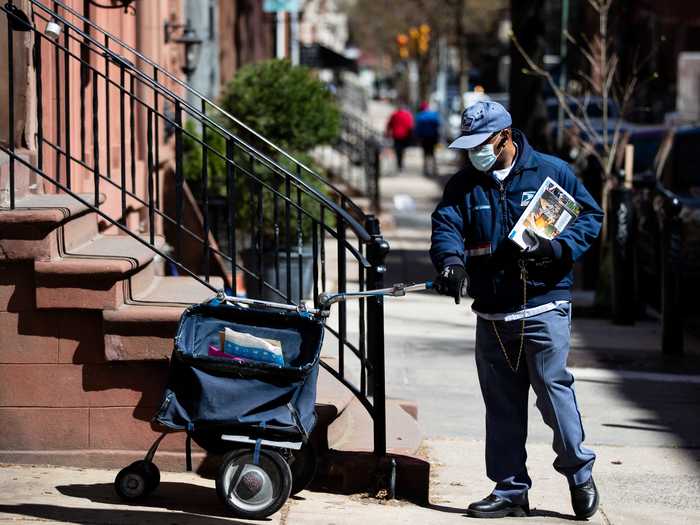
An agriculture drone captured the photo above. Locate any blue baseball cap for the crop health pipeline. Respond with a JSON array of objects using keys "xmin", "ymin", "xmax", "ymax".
[{"xmin": 448, "ymin": 100, "xmax": 512, "ymax": 150}]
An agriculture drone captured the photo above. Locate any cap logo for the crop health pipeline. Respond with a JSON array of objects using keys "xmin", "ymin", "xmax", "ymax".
[{"xmin": 462, "ymin": 109, "xmax": 484, "ymax": 133}]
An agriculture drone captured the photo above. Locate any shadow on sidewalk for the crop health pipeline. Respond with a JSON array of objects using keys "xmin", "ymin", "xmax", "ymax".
[
  {"xmin": 422, "ymin": 503, "xmax": 578, "ymax": 521},
  {"xmin": 528, "ymin": 508, "xmax": 578, "ymax": 521},
  {"xmin": 0, "ymin": 503, "xmax": 249, "ymax": 524},
  {"xmin": 53, "ymin": 482, "xmax": 256, "ymax": 522}
]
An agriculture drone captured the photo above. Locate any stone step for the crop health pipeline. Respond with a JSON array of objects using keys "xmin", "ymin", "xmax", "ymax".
[
  {"xmin": 0, "ymin": 194, "xmax": 102, "ymax": 261},
  {"xmin": 35, "ymin": 233, "xmax": 164, "ymax": 310},
  {"xmin": 314, "ymin": 360, "xmax": 356, "ymax": 452},
  {"xmin": 0, "ymin": 358, "xmax": 362, "ymax": 474},
  {"xmin": 319, "ymin": 397, "xmax": 429, "ymax": 503},
  {"xmin": 317, "ymin": 449, "xmax": 430, "ymax": 503},
  {"xmin": 328, "ymin": 397, "xmax": 421, "ymax": 456},
  {"xmin": 102, "ymin": 275, "xmax": 223, "ymax": 361}
]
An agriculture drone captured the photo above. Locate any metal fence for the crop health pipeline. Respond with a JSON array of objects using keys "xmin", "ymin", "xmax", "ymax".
[
  {"xmin": 319, "ymin": 111, "xmax": 382, "ymax": 213},
  {"xmin": 1, "ymin": 0, "xmax": 391, "ymax": 457}
]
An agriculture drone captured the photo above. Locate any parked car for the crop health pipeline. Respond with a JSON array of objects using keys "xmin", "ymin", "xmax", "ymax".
[
  {"xmin": 545, "ymin": 96, "xmax": 626, "ymax": 156},
  {"xmin": 630, "ymin": 126, "xmax": 700, "ymax": 353}
]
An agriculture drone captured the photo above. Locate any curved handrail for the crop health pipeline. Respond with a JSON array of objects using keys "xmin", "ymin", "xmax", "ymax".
[
  {"xmin": 25, "ymin": 25, "xmax": 371, "ymax": 249},
  {"xmin": 28, "ymin": 0, "xmax": 369, "ymax": 227},
  {"xmin": 27, "ymin": 3, "xmax": 371, "ymax": 243}
]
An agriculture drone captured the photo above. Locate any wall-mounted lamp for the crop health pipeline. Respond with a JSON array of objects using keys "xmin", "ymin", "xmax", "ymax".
[
  {"xmin": 4, "ymin": 3, "xmax": 33, "ymax": 32},
  {"xmin": 164, "ymin": 19, "xmax": 203, "ymax": 80},
  {"xmin": 88, "ymin": 0, "xmax": 136, "ymax": 13}
]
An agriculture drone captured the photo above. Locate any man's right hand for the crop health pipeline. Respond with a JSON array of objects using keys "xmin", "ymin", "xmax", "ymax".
[
  {"xmin": 490, "ymin": 238, "xmax": 524, "ymax": 271},
  {"xmin": 434, "ymin": 265, "xmax": 468, "ymax": 304}
]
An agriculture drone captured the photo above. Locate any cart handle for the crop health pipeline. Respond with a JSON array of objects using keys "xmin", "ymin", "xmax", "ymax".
[
  {"xmin": 213, "ymin": 293, "xmax": 321, "ymax": 316},
  {"xmin": 317, "ymin": 281, "xmax": 433, "ymax": 310},
  {"xmin": 213, "ymin": 281, "xmax": 434, "ymax": 317}
]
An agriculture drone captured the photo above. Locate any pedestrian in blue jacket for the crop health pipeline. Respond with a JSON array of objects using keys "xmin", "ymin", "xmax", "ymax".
[
  {"xmin": 431, "ymin": 101, "xmax": 603, "ymax": 520},
  {"xmin": 415, "ymin": 101, "xmax": 441, "ymax": 177}
]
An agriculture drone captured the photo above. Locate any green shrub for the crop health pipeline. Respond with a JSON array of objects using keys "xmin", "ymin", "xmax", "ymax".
[
  {"xmin": 182, "ymin": 120, "xmax": 335, "ymax": 250},
  {"xmin": 219, "ymin": 59, "xmax": 341, "ymax": 152},
  {"xmin": 182, "ymin": 60, "xmax": 341, "ymax": 250}
]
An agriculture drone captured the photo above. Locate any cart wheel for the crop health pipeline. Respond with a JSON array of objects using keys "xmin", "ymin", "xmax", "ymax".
[
  {"xmin": 114, "ymin": 461, "xmax": 160, "ymax": 500},
  {"xmin": 137, "ymin": 461, "xmax": 160, "ymax": 492},
  {"xmin": 216, "ymin": 448, "xmax": 292, "ymax": 519},
  {"xmin": 290, "ymin": 443, "xmax": 317, "ymax": 496}
]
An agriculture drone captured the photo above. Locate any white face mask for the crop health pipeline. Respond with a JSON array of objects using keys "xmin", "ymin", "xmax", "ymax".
[{"xmin": 468, "ymin": 133, "xmax": 504, "ymax": 172}]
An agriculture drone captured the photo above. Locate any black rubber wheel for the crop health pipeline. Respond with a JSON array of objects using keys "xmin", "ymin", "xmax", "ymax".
[
  {"xmin": 216, "ymin": 448, "xmax": 292, "ymax": 519},
  {"xmin": 133, "ymin": 460, "xmax": 160, "ymax": 492},
  {"xmin": 114, "ymin": 460, "xmax": 160, "ymax": 500},
  {"xmin": 290, "ymin": 443, "xmax": 317, "ymax": 496}
]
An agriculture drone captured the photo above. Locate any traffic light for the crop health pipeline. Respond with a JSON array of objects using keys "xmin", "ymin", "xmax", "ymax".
[
  {"xmin": 418, "ymin": 23, "xmax": 430, "ymax": 55},
  {"xmin": 396, "ymin": 33, "xmax": 409, "ymax": 59},
  {"xmin": 409, "ymin": 27, "xmax": 419, "ymax": 55}
]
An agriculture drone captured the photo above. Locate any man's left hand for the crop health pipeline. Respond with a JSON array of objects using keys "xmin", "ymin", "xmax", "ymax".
[{"xmin": 522, "ymin": 229, "xmax": 557, "ymax": 261}]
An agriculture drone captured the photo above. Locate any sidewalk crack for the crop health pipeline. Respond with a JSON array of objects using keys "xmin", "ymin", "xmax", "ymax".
[{"xmin": 599, "ymin": 504, "xmax": 612, "ymax": 525}]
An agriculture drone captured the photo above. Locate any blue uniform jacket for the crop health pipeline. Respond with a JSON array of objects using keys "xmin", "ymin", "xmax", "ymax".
[{"xmin": 430, "ymin": 129, "xmax": 603, "ymax": 314}]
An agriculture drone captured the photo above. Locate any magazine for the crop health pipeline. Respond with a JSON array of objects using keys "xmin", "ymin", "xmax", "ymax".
[
  {"xmin": 508, "ymin": 177, "xmax": 581, "ymax": 250},
  {"xmin": 217, "ymin": 327, "xmax": 285, "ymax": 367}
]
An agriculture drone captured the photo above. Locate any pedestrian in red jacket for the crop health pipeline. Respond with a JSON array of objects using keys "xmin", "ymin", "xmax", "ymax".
[{"xmin": 386, "ymin": 105, "xmax": 414, "ymax": 174}]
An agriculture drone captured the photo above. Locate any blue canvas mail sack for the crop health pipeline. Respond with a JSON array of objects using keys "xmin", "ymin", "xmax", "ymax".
[{"xmin": 154, "ymin": 300, "xmax": 324, "ymax": 445}]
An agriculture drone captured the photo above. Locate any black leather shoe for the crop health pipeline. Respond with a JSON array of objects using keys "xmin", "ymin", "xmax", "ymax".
[
  {"xmin": 467, "ymin": 494, "xmax": 530, "ymax": 518},
  {"xmin": 571, "ymin": 477, "xmax": 599, "ymax": 519}
]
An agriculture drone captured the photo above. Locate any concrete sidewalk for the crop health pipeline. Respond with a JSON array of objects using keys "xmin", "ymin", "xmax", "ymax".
[{"xmin": 1, "ymin": 439, "xmax": 698, "ymax": 524}]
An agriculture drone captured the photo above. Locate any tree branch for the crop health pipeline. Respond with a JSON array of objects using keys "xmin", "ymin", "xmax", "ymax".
[{"xmin": 511, "ymin": 32, "xmax": 601, "ymax": 146}]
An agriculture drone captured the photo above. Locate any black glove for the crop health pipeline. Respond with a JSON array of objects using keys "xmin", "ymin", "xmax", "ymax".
[
  {"xmin": 522, "ymin": 229, "xmax": 557, "ymax": 262},
  {"xmin": 434, "ymin": 265, "xmax": 468, "ymax": 304}
]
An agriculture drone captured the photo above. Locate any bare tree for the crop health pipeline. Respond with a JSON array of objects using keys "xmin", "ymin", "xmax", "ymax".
[
  {"xmin": 511, "ymin": 0, "xmax": 659, "ymax": 309},
  {"xmin": 510, "ymin": 0, "xmax": 653, "ymax": 183}
]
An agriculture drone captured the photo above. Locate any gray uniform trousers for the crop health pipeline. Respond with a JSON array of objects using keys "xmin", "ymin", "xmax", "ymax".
[{"xmin": 474, "ymin": 302, "xmax": 595, "ymax": 503}]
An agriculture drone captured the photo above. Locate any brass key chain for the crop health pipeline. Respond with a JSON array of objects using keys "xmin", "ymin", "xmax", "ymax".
[{"xmin": 490, "ymin": 259, "xmax": 528, "ymax": 373}]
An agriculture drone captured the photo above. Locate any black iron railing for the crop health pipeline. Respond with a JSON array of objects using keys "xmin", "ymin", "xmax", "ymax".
[
  {"xmin": 321, "ymin": 111, "xmax": 382, "ymax": 213},
  {"xmin": 1, "ymin": 0, "xmax": 390, "ymax": 457}
]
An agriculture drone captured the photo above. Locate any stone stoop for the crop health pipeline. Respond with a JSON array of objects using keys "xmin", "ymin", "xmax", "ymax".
[
  {"xmin": 0, "ymin": 193, "xmax": 428, "ymax": 503},
  {"xmin": 0, "ymin": 194, "xmax": 211, "ymax": 469},
  {"xmin": 34, "ymin": 234, "xmax": 166, "ymax": 310}
]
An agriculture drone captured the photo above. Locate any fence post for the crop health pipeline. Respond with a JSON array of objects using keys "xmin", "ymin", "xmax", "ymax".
[
  {"xmin": 661, "ymin": 203, "xmax": 684, "ymax": 355},
  {"xmin": 365, "ymin": 215, "xmax": 389, "ymax": 457},
  {"xmin": 369, "ymin": 138, "xmax": 381, "ymax": 214},
  {"xmin": 610, "ymin": 187, "xmax": 636, "ymax": 325}
]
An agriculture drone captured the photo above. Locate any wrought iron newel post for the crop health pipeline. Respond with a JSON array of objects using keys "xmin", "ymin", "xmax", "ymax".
[{"xmin": 365, "ymin": 215, "xmax": 390, "ymax": 457}]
